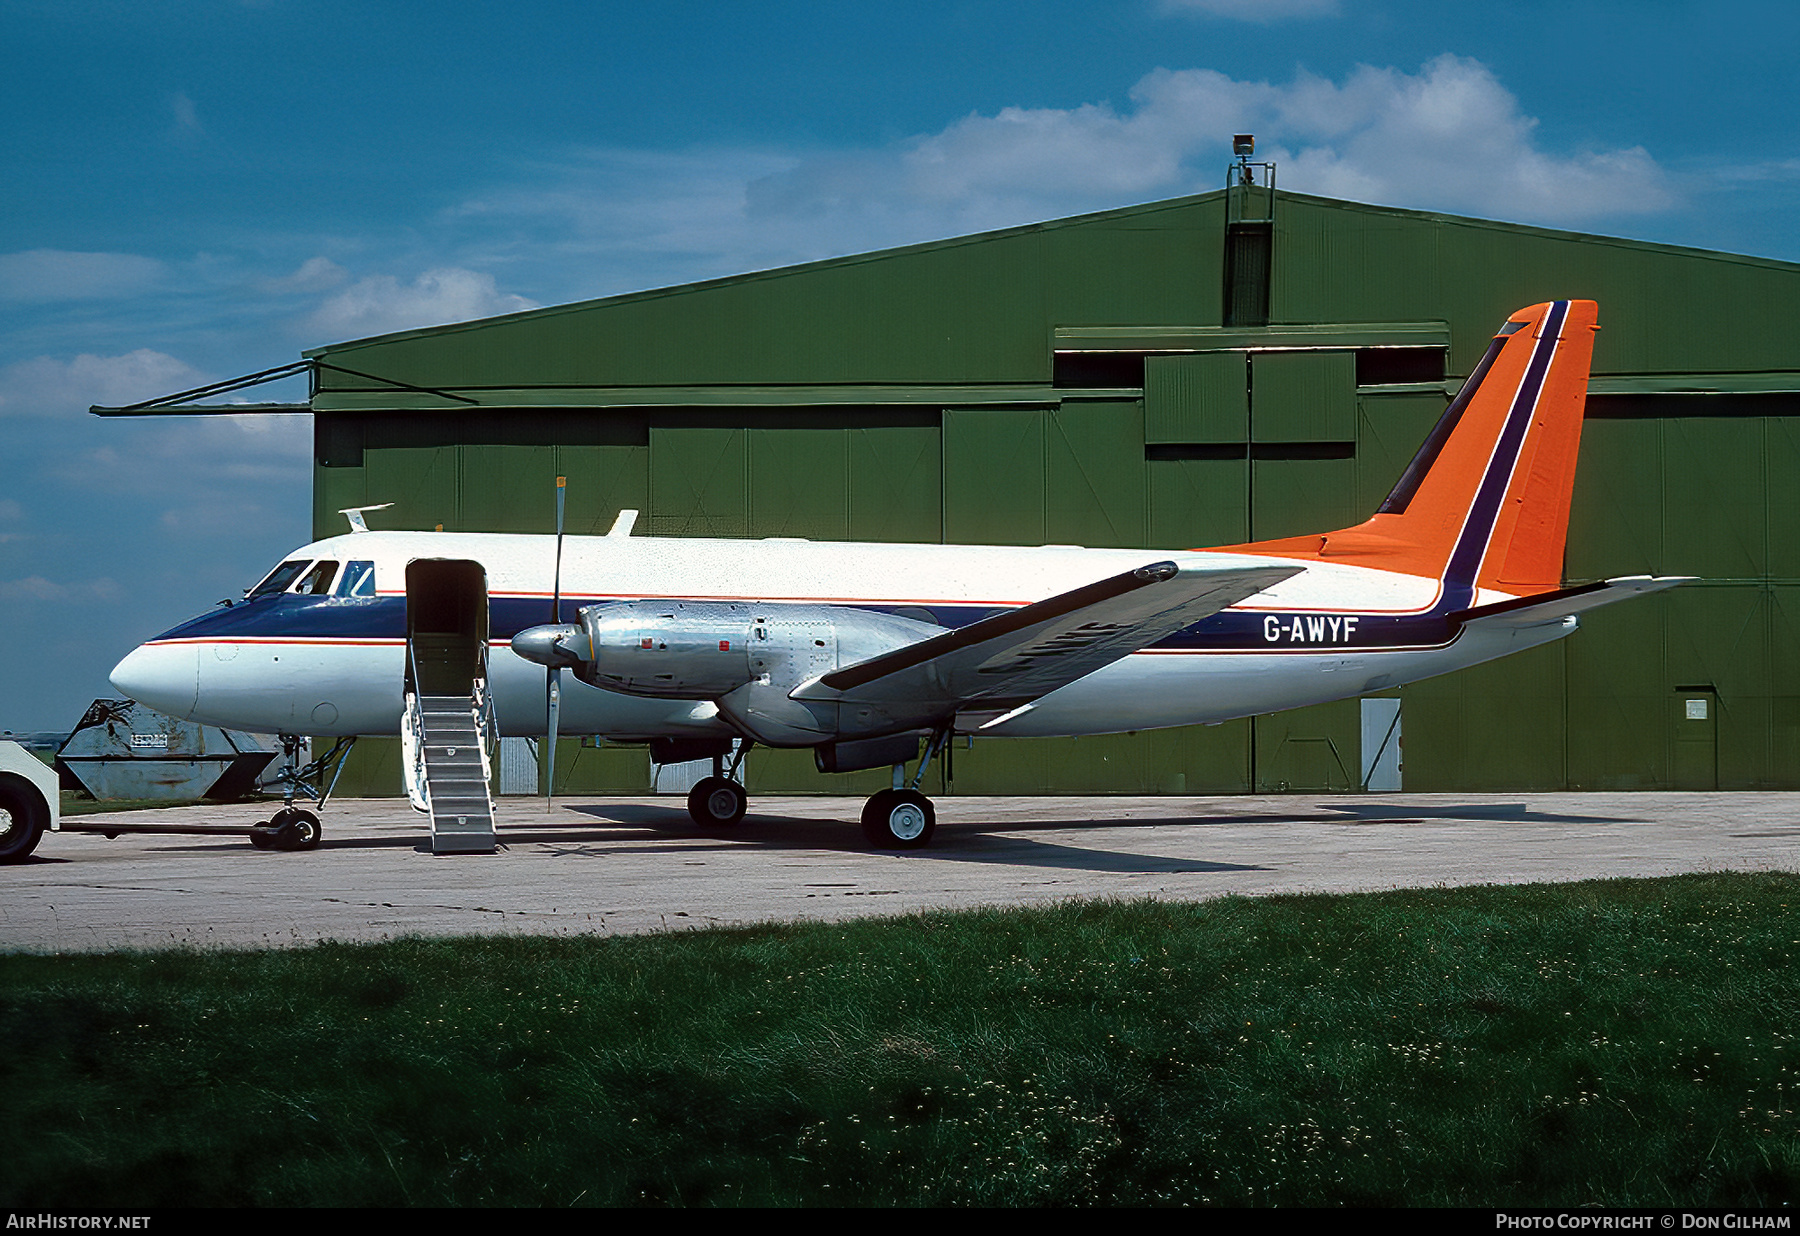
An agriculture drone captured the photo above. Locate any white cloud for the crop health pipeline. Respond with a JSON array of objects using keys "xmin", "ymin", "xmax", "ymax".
[
  {"xmin": 261, "ymin": 256, "xmax": 348, "ymax": 294},
  {"xmin": 0, "ymin": 576, "xmax": 122, "ymax": 604},
  {"xmin": 305, "ymin": 267, "xmax": 537, "ymax": 341},
  {"xmin": 741, "ymin": 55, "xmax": 1672, "ymax": 238},
  {"xmin": 1266, "ymin": 57, "xmax": 1673, "ymax": 221},
  {"xmin": 0, "ymin": 350, "xmax": 210, "ymax": 417},
  {"xmin": 0, "ymin": 249, "xmax": 166, "ymax": 303},
  {"xmin": 455, "ymin": 55, "xmax": 1675, "ymax": 309},
  {"xmin": 1158, "ymin": 0, "xmax": 1340, "ymax": 20},
  {"xmin": 445, "ymin": 146, "xmax": 807, "ymax": 294},
  {"xmin": 1715, "ymin": 158, "xmax": 1800, "ymax": 183},
  {"xmin": 68, "ymin": 414, "xmax": 312, "ymax": 495}
]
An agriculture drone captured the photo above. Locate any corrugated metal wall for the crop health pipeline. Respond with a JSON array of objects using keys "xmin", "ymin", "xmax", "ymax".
[{"xmin": 307, "ymin": 190, "xmax": 1800, "ymax": 798}]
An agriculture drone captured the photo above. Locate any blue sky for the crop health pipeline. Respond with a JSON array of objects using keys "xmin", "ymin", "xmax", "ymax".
[{"xmin": 4, "ymin": 0, "xmax": 1799, "ymax": 731}]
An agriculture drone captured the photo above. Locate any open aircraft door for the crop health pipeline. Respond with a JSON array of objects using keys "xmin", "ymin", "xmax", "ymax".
[{"xmin": 403, "ymin": 560, "xmax": 498, "ymax": 853}]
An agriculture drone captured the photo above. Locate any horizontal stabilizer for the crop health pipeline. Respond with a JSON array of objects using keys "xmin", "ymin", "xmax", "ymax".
[
  {"xmin": 1453, "ymin": 575, "xmax": 1693, "ymax": 632},
  {"xmin": 795, "ymin": 561, "xmax": 1299, "ymax": 713}
]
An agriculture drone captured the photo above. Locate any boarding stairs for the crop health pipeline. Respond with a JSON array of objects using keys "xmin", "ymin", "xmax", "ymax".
[
  {"xmin": 406, "ymin": 689, "xmax": 496, "ymax": 853},
  {"xmin": 401, "ymin": 560, "xmax": 498, "ymax": 854}
]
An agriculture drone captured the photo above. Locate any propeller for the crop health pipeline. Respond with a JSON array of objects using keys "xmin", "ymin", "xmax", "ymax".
[{"xmin": 545, "ymin": 475, "xmax": 566, "ymax": 808}]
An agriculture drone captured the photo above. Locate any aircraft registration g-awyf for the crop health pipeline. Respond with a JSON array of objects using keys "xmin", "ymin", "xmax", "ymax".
[{"xmin": 103, "ymin": 299, "xmax": 1686, "ymax": 853}]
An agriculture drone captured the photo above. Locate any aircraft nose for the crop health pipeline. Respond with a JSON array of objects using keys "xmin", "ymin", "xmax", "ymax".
[{"xmin": 110, "ymin": 642, "xmax": 199, "ymax": 719}]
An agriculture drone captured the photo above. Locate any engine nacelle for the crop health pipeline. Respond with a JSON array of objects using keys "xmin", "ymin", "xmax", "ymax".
[
  {"xmin": 576, "ymin": 601, "xmax": 758, "ymax": 698},
  {"xmin": 519, "ymin": 600, "xmax": 944, "ymax": 704}
]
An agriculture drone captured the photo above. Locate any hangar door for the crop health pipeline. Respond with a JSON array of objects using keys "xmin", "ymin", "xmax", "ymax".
[{"xmin": 1145, "ymin": 347, "xmax": 1367, "ymax": 791}]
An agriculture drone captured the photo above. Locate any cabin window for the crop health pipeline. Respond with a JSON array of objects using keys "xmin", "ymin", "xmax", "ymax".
[
  {"xmin": 336, "ymin": 560, "xmax": 377, "ymax": 598},
  {"xmin": 294, "ymin": 561, "xmax": 338, "ymax": 595},
  {"xmin": 248, "ymin": 559, "xmax": 310, "ymax": 600}
]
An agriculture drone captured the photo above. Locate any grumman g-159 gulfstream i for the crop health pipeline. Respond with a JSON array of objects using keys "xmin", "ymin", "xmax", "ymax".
[{"xmin": 81, "ymin": 300, "xmax": 1685, "ymax": 859}]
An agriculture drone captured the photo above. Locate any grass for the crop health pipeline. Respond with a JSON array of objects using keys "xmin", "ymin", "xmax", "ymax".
[{"xmin": 4, "ymin": 872, "xmax": 1800, "ymax": 1206}]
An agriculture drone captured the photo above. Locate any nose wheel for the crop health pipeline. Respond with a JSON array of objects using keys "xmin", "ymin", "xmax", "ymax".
[{"xmin": 250, "ymin": 806, "xmax": 322, "ymax": 851}]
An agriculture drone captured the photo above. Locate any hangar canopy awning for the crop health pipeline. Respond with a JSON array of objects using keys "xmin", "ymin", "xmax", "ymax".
[{"xmin": 88, "ymin": 358, "xmax": 476, "ymax": 416}]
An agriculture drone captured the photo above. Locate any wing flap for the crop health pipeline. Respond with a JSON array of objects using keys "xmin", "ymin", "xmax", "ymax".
[{"xmin": 795, "ymin": 561, "xmax": 1299, "ymax": 712}]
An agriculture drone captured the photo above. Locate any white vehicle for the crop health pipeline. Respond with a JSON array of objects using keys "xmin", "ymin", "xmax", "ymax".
[
  {"xmin": 109, "ymin": 301, "xmax": 1685, "ymax": 850},
  {"xmin": 0, "ymin": 740, "xmax": 59, "ymax": 863}
]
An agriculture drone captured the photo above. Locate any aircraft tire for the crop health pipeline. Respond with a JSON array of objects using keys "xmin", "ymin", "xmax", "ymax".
[
  {"xmin": 860, "ymin": 789, "xmax": 935, "ymax": 850},
  {"xmin": 248, "ymin": 827, "xmax": 275, "ymax": 850},
  {"xmin": 0, "ymin": 778, "xmax": 48, "ymax": 864},
  {"xmin": 687, "ymin": 777, "xmax": 747, "ymax": 828},
  {"xmin": 267, "ymin": 808, "xmax": 322, "ymax": 852}
]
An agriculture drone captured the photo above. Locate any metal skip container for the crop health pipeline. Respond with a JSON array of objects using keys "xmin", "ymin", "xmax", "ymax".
[{"xmin": 55, "ymin": 699, "xmax": 276, "ymax": 802}]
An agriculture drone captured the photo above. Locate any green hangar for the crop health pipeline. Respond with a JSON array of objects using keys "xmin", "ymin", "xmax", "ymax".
[{"xmin": 265, "ymin": 185, "xmax": 1800, "ymax": 797}]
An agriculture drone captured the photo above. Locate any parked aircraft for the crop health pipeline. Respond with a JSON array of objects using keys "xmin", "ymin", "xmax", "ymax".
[{"xmin": 106, "ymin": 299, "xmax": 1684, "ymax": 853}]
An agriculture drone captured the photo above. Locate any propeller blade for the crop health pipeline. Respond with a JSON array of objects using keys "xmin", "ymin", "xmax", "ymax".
[
  {"xmin": 545, "ymin": 665, "xmax": 561, "ymax": 806},
  {"xmin": 546, "ymin": 476, "xmax": 567, "ymax": 807},
  {"xmin": 552, "ymin": 475, "xmax": 566, "ymax": 621}
]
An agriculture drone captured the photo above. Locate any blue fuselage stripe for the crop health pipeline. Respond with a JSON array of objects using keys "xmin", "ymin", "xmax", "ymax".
[{"xmin": 148, "ymin": 593, "xmax": 1480, "ymax": 656}]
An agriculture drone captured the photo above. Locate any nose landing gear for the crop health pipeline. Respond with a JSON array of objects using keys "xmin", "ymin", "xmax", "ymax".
[
  {"xmin": 249, "ymin": 733, "xmax": 353, "ymax": 852},
  {"xmin": 249, "ymin": 805, "xmax": 322, "ymax": 851}
]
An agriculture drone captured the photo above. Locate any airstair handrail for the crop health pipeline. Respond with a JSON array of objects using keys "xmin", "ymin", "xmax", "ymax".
[
  {"xmin": 473, "ymin": 637, "xmax": 496, "ymax": 786},
  {"xmin": 400, "ymin": 639, "xmax": 430, "ymax": 814}
]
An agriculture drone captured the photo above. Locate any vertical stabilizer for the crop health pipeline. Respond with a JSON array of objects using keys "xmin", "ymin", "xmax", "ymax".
[{"xmin": 1224, "ymin": 300, "xmax": 1598, "ymax": 599}]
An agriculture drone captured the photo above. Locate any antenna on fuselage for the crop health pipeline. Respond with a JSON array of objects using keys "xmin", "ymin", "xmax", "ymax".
[
  {"xmin": 339, "ymin": 503, "xmax": 394, "ymax": 534},
  {"xmin": 545, "ymin": 477, "xmax": 566, "ymax": 810}
]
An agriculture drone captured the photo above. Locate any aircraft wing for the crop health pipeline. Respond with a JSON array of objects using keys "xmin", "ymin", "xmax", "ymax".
[
  {"xmin": 792, "ymin": 561, "xmax": 1300, "ymax": 719},
  {"xmin": 1453, "ymin": 575, "xmax": 1693, "ymax": 632}
]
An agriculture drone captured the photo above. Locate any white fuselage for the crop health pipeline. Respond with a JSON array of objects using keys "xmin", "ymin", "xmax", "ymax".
[{"xmin": 111, "ymin": 530, "xmax": 1551, "ymax": 741}]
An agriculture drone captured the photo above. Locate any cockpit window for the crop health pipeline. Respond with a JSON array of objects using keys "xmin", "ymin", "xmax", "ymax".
[
  {"xmin": 336, "ymin": 560, "xmax": 377, "ymax": 598},
  {"xmin": 247, "ymin": 559, "xmax": 311, "ymax": 600},
  {"xmin": 294, "ymin": 561, "xmax": 338, "ymax": 596}
]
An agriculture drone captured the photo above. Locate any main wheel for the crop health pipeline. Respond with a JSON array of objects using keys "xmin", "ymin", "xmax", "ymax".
[
  {"xmin": 0, "ymin": 779, "xmax": 48, "ymax": 864},
  {"xmin": 860, "ymin": 789, "xmax": 935, "ymax": 849},
  {"xmin": 687, "ymin": 777, "xmax": 747, "ymax": 828},
  {"xmin": 267, "ymin": 807, "xmax": 322, "ymax": 852}
]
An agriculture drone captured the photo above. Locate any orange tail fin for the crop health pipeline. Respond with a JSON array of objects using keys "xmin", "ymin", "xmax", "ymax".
[{"xmin": 1226, "ymin": 300, "xmax": 1598, "ymax": 598}]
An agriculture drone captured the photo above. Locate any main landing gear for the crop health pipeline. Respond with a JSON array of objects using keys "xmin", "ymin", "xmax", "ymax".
[
  {"xmin": 682, "ymin": 731, "xmax": 950, "ymax": 849},
  {"xmin": 859, "ymin": 729, "xmax": 950, "ymax": 850},
  {"xmin": 249, "ymin": 733, "xmax": 354, "ymax": 852},
  {"xmin": 686, "ymin": 741, "xmax": 750, "ymax": 828},
  {"xmin": 860, "ymin": 788, "xmax": 935, "ymax": 849}
]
